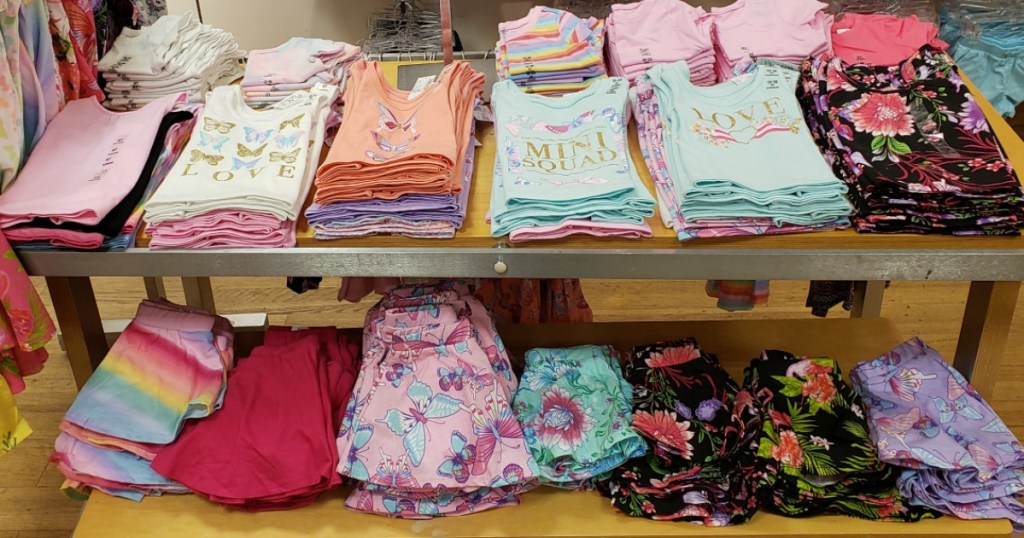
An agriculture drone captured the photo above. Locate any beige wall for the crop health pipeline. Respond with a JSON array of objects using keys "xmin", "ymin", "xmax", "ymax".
[{"xmin": 170, "ymin": 0, "xmax": 737, "ymax": 51}]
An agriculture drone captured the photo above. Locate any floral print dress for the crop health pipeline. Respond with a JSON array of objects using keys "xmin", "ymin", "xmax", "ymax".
[
  {"xmin": 0, "ymin": 231, "xmax": 56, "ymax": 458},
  {"xmin": 743, "ymin": 350, "xmax": 936, "ymax": 521},
  {"xmin": 799, "ymin": 45, "xmax": 1023, "ymax": 235},
  {"xmin": 599, "ymin": 339, "xmax": 761, "ymax": 526},
  {"xmin": 62, "ymin": 0, "xmax": 103, "ymax": 100},
  {"xmin": 0, "ymin": 0, "xmax": 24, "ymax": 191}
]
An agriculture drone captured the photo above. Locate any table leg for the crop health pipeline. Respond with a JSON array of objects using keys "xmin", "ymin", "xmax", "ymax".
[
  {"xmin": 143, "ymin": 277, "xmax": 166, "ymax": 300},
  {"xmin": 181, "ymin": 277, "xmax": 216, "ymax": 314},
  {"xmin": 45, "ymin": 277, "xmax": 108, "ymax": 389},
  {"xmin": 953, "ymin": 281, "xmax": 1021, "ymax": 398},
  {"xmin": 851, "ymin": 281, "xmax": 886, "ymax": 318}
]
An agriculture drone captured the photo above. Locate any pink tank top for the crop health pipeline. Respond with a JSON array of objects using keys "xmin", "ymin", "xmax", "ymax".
[{"xmin": 0, "ymin": 93, "xmax": 184, "ymax": 227}]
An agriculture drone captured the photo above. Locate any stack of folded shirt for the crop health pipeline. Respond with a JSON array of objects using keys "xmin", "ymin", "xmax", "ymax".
[
  {"xmin": 852, "ymin": 338, "xmax": 1024, "ymax": 530},
  {"xmin": 490, "ymin": 77, "xmax": 656, "ymax": 242},
  {"xmin": 709, "ymin": 0, "xmax": 831, "ymax": 80},
  {"xmin": 744, "ymin": 350, "xmax": 935, "ymax": 521},
  {"xmin": 8, "ymin": 103, "xmax": 201, "ymax": 251},
  {"xmin": 513, "ymin": 345, "xmax": 645, "ymax": 488},
  {"xmin": 606, "ymin": 0, "xmax": 716, "ymax": 85},
  {"xmin": 800, "ymin": 45, "xmax": 1023, "ymax": 235},
  {"xmin": 143, "ymin": 84, "xmax": 337, "ymax": 248},
  {"xmin": 637, "ymin": 61, "xmax": 850, "ymax": 240},
  {"xmin": 152, "ymin": 327, "xmax": 360, "ymax": 511},
  {"xmin": 52, "ymin": 299, "xmax": 234, "ymax": 501},
  {"xmin": 0, "ymin": 93, "xmax": 185, "ymax": 250},
  {"xmin": 98, "ymin": 13, "xmax": 245, "ymax": 111},
  {"xmin": 307, "ymin": 60, "xmax": 483, "ymax": 239},
  {"xmin": 338, "ymin": 281, "xmax": 538, "ymax": 518},
  {"xmin": 496, "ymin": 6, "xmax": 607, "ymax": 95},
  {"xmin": 600, "ymin": 339, "xmax": 761, "ymax": 526},
  {"xmin": 241, "ymin": 38, "xmax": 361, "ymax": 108}
]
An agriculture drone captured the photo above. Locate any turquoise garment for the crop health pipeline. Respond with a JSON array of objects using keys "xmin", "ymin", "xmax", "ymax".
[
  {"xmin": 941, "ymin": 7, "xmax": 1024, "ymax": 118},
  {"xmin": 646, "ymin": 61, "xmax": 851, "ymax": 225},
  {"xmin": 512, "ymin": 345, "xmax": 646, "ymax": 489},
  {"xmin": 490, "ymin": 77, "xmax": 656, "ymax": 237}
]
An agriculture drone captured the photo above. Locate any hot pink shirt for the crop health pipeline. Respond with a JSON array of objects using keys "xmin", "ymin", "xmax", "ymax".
[
  {"xmin": 0, "ymin": 93, "xmax": 184, "ymax": 227},
  {"xmin": 831, "ymin": 14, "xmax": 948, "ymax": 66}
]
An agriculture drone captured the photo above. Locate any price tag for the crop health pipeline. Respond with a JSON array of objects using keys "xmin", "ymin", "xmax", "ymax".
[{"xmin": 408, "ymin": 75, "xmax": 436, "ymax": 100}]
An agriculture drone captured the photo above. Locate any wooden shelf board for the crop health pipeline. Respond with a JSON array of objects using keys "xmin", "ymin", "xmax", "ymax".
[
  {"xmin": 73, "ymin": 318, "xmax": 1012, "ymax": 537},
  {"xmin": 75, "ymin": 487, "xmax": 1010, "ymax": 538}
]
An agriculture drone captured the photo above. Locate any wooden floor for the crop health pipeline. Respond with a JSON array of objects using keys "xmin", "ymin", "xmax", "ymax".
[{"xmin": 2, "ymin": 277, "xmax": 1023, "ymax": 537}]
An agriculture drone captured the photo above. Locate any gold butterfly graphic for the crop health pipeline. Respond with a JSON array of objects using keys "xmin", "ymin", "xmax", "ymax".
[
  {"xmin": 237, "ymin": 143, "xmax": 268, "ymax": 158},
  {"xmin": 269, "ymin": 148, "xmax": 300, "ymax": 164},
  {"xmin": 279, "ymin": 114, "xmax": 304, "ymax": 130},
  {"xmin": 190, "ymin": 149, "xmax": 224, "ymax": 166},
  {"xmin": 203, "ymin": 117, "xmax": 236, "ymax": 134}
]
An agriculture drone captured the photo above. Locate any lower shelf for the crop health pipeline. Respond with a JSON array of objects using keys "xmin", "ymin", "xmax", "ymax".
[
  {"xmin": 75, "ymin": 488, "xmax": 1010, "ymax": 538},
  {"xmin": 72, "ymin": 318, "xmax": 1013, "ymax": 537}
]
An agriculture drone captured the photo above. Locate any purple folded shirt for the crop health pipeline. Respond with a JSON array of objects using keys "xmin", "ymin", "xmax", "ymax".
[
  {"xmin": 304, "ymin": 137, "xmax": 475, "ymax": 234},
  {"xmin": 305, "ymin": 194, "xmax": 462, "ymax": 225}
]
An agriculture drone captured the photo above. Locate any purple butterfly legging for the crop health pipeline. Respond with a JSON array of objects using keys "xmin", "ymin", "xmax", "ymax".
[
  {"xmin": 337, "ymin": 282, "xmax": 538, "ymax": 518},
  {"xmin": 851, "ymin": 337, "xmax": 1024, "ymax": 531}
]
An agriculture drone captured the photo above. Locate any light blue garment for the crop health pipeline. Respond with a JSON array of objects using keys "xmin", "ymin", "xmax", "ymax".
[
  {"xmin": 490, "ymin": 77, "xmax": 656, "ymax": 237},
  {"xmin": 941, "ymin": 5, "xmax": 1024, "ymax": 118},
  {"xmin": 18, "ymin": 0, "xmax": 59, "ymax": 153},
  {"xmin": 54, "ymin": 433, "xmax": 188, "ymax": 501},
  {"xmin": 645, "ymin": 60, "xmax": 851, "ymax": 224},
  {"xmin": 949, "ymin": 38, "xmax": 1024, "ymax": 118}
]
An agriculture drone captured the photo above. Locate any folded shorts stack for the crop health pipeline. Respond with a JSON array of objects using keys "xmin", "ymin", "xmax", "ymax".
[
  {"xmin": 52, "ymin": 299, "xmax": 234, "ymax": 500},
  {"xmin": 512, "ymin": 345, "xmax": 645, "ymax": 488},
  {"xmin": 599, "ymin": 339, "xmax": 761, "ymax": 526},
  {"xmin": 336, "ymin": 281, "xmax": 539, "ymax": 518},
  {"xmin": 852, "ymin": 338, "xmax": 1024, "ymax": 531},
  {"xmin": 744, "ymin": 350, "xmax": 935, "ymax": 521},
  {"xmin": 151, "ymin": 327, "xmax": 360, "ymax": 511}
]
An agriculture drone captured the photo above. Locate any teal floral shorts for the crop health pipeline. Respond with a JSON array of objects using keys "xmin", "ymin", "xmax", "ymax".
[{"xmin": 512, "ymin": 345, "xmax": 646, "ymax": 488}]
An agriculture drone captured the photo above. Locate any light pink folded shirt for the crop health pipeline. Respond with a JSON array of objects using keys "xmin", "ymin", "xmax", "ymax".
[
  {"xmin": 608, "ymin": 0, "xmax": 712, "ymax": 68},
  {"xmin": 710, "ymin": 0, "xmax": 831, "ymax": 79},
  {"xmin": 508, "ymin": 219, "xmax": 653, "ymax": 243},
  {"xmin": 242, "ymin": 38, "xmax": 359, "ymax": 87},
  {"xmin": 0, "ymin": 93, "xmax": 184, "ymax": 228},
  {"xmin": 147, "ymin": 210, "xmax": 295, "ymax": 249}
]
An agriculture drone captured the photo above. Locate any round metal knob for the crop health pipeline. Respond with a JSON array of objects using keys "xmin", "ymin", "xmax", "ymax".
[{"xmin": 493, "ymin": 260, "xmax": 508, "ymax": 275}]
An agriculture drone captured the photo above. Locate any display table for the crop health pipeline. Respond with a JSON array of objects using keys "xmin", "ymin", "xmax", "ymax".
[
  {"xmin": 72, "ymin": 319, "xmax": 1013, "ymax": 537},
  {"xmin": 25, "ymin": 73, "xmax": 1024, "ymax": 402},
  {"xmin": 19, "ymin": 64, "xmax": 1023, "ymax": 537}
]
